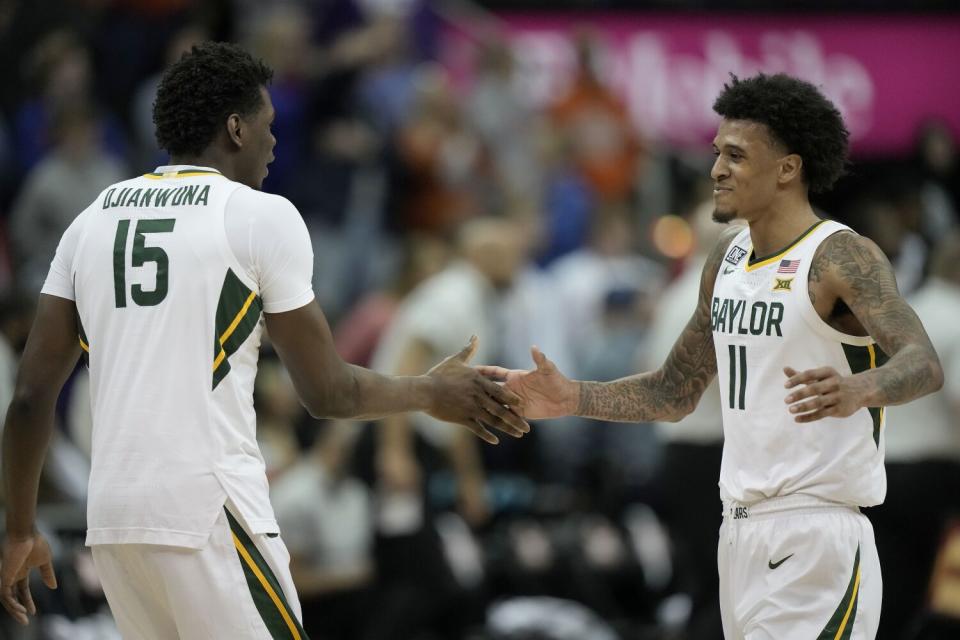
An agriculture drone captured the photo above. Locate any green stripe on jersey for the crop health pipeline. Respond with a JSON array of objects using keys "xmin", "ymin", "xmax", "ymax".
[
  {"xmin": 212, "ymin": 269, "xmax": 262, "ymax": 389},
  {"xmin": 841, "ymin": 343, "xmax": 888, "ymax": 446}
]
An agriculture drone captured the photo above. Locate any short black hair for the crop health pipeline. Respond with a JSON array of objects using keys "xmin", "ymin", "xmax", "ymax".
[
  {"xmin": 713, "ymin": 73, "xmax": 849, "ymax": 194},
  {"xmin": 153, "ymin": 42, "xmax": 273, "ymax": 157}
]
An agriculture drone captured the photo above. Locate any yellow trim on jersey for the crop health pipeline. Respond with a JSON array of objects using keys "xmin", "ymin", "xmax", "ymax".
[
  {"xmin": 744, "ymin": 220, "xmax": 827, "ymax": 272},
  {"xmin": 834, "ymin": 566, "xmax": 862, "ymax": 640},
  {"xmin": 143, "ymin": 171, "xmax": 223, "ymax": 180},
  {"xmin": 212, "ymin": 290, "xmax": 258, "ymax": 372},
  {"xmin": 78, "ymin": 337, "xmax": 89, "ymax": 353},
  {"xmin": 231, "ymin": 533, "xmax": 302, "ymax": 640}
]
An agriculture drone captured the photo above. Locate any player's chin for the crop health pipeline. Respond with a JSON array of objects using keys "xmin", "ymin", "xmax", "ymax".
[{"xmin": 712, "ymin": 207, "xmax": 738, "ymax": 224}]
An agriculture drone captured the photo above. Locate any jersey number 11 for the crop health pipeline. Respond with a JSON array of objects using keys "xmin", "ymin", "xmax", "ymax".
[{"xmin": 728, "ymin": 344, "xmax": 747, "ymax": 410}]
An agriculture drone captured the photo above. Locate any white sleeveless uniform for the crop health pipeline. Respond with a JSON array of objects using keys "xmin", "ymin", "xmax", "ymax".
[
  {"xmin": 42, "ymin": 165, "xmax": 314, "ymax": 639},
  {"xmin": 712, "ymin": 220, "xmax": 882, "ymax": 639}
]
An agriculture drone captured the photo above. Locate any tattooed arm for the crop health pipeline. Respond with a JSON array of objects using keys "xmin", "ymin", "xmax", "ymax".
[
  {"xmin": 784, "ymin": 232, "xmax": 943, "ymax": 422},
  {"xmin": 479, "ymin": 227, "xmax": 739, "ymax": 422}
]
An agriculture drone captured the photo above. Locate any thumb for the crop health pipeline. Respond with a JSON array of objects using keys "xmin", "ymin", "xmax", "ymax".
[
  {"xmin": 783, "ymin": 366, "xmax": 797, "ymax": 377},
  {"xmin": 531, "ymin": 346, "xmax": 551, "ymax": 371},
  {"xmin": 39, "ymin": 563, "xmax": 57, "ymax": 590},
  {"xmin": 456, "ymin": 335, "xmax": 479, "ymax": 363}
]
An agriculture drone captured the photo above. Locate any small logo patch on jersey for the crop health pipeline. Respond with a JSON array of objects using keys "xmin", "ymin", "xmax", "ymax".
[
  {"xmin": 777, "ymin": 259, "xmax": 801, "ymax": 274},
  {"xmin": 723, "ymin": 266, "xmax": 736, "ymax": 275},
  {"xmin": 768, "ymin": 554, "xmax": 794, "ymax": 570},
  {"xmin": 772, "ymin": 277, "xmax": 793, "ymax": 291},
  {"xmin": 725, "ymin": 246, "xmax": 748, "ymax": 266}
]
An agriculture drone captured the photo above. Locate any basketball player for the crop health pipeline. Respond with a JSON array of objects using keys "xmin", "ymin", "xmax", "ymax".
[
  {"xmin": 479, "ymin": 74, "xmax": 943, "ymax": 638},
  {"xmin": 0, "ymin": 42, "xmax": 528, "ymax": 638}
]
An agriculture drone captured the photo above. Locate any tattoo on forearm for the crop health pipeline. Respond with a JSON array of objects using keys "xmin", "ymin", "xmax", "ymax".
[
  {"xmin": 576, "ymin": 228, "xmax": 736, "ymax": 422},
  {"xmin": 811, "ymin": 231, "xmax": 942, "ymax": 405}
]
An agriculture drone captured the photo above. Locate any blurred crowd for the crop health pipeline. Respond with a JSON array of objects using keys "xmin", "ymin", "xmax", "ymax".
[{"xmin": 0, "ymin": 1, "xmax": 958, "ymax": 639}]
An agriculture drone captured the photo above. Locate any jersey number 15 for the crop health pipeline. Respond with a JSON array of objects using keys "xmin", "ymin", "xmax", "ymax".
[{"xmin": 113, "ymin": 218, "xmax": 176, "ymax": 308}]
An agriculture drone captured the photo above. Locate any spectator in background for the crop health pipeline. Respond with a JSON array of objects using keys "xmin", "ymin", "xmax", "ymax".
[
  {"xmin": 393, "ymin": 68, "xmax": 488, "ymax": 234},
  {"xmin": 10, "ymin": 102, "xmax": 125, "ymax": 292},
  {"xmin": 549, "ymin": 30, "xmax": 642, "ymax": 206},
  {"xmin": 334, "ymin": 233, "xmax": 450, "ymax": 367},
  {"xmin": 869, "ymin": 232, "xmax": 960, "ymax": 640},
  {"xmin": 255, "ymin": 358, "xmax": 309, "ymax": 481},
  {"xmin": 914, "ymin": 119, "xmax": 959, "ymax": 240},
  {"xmin": 363, "ymin": 217, "xmax": 530, "ymax": 638},
  {"xmin": 248, "ymin": 4, "xmax": 316, "ymax": 196},
  {"xmin": 550, "ymin": 204, "xmax": 665, "ymax": 368},
  {"xmin": 465, "ymin": 36, "xmax": 543, "ymax": 207},
  {"xmin": 272, "ymin": 418, "xmax": 373, "ymax": 640},
  {"xmin": 13, "ymin": 30, "xmax": 127, "ymax": 177},
  {"xmin": 647, "ymin": 199, "xmax": 737, "ymax": 640}
]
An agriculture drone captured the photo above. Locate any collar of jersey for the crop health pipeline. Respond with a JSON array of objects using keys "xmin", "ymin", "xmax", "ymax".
[
  {"xmin": 144, "ymin": 165, "xmax": 224, "ymax": 179},
  {"xmin": 743, "ymin": 219, "xmax": 826, "ymax": 272}
]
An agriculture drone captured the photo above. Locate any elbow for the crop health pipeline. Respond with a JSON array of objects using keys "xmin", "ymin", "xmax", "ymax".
[
  {"xmin": 661, "ymin": 393, "xmax": 699, "ymax": 423},
  {"xmin": 661, "ymin": 403, "xmax": 694, "ymax": 424},
  {"xmin": 299, "ymin": 371, "xmax": 359, "ymax": 420},
  {"xmin": 300, "ymin": 392, "xmax": 352, "ymax": 420}
]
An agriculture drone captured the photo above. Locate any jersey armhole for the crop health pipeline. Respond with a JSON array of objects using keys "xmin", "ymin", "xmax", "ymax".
[{"xmin": 794, "ymin": 225, "xmax": 874, "ymax": 347}]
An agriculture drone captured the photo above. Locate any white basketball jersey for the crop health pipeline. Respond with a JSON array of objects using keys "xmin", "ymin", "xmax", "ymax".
[
  {"xmin": 43, "ymin": 166, "xmax": 313, "ymax": 548},
  {"xmin": 712, "ymin": 220, "xmax": 887, "ymax": 507}
]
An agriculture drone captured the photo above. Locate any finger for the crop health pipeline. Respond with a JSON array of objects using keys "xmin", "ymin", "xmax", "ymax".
[
  {"xmin": 789, "ymin": 394, "xmax": 838, "ymax": 416},
  {"xmin": 465, "ymin": 419, "xmax": 499, "ymax": 445},
  {"xmin": 1, "ymin": 586, "xmax": 28, "ymax": 625},
  {"xmin": 455, "ymin": 335, "xmax": 479, "ymax": 364},
  {"xmin": 478, "ymin": 376, "xmax": 523, "ymax": 407},
  {"xmin": 16, "ymin": 579, "xmax": 34, "ymax": 616},
  {"xmin": 784, "ymin": 379, "xmax": 838, "ymax": 404},
  {"xmin": 783, "ymin": 366, "xmax": 797, "ymax": 384},
  {"xmin": 784, "ymin": 367, "xmax": 831, "ymax": 388},
  {"xmin": 794, "ymin": 405, "xmax": 839, "ymax": 423},
  {"xmin": 38, "ymin": 563, "xmax": 57, "ymax": 590},
  {"xmin": 475, "ymin": 365, "xmax": 513, "ymax": 381},
  {"xmin": 480, "ymin": 396, "xmax": 530, "ymax": 436}
]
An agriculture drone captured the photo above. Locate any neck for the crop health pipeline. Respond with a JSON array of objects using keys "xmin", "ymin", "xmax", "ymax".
[
  {"xmin": 169, "ymin": 150, "xmax": 236, "ymax": 181},
  {"xmin": 746, "ymin": 191, "xmax": 820, "ymax": 258}
]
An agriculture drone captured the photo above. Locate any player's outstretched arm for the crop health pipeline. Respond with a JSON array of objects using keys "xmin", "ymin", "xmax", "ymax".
[
  {"xmin": 479, "ymin": 228, "xmax": 738, "ymax": 422},
  {"xmin": 264, "ymin": 302, "xmax": 528, "ymax": 444},
  {"xmin": 784, "ymin": 232, "xmax": 944, "ymax": 422},
  {"xmin": 1, "ymin": 294, "xmax": 79, "ymax": 624}
]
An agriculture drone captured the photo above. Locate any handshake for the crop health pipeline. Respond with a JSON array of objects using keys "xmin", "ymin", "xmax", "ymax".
[{"xmin": 427, "ymin": 335, "xmax": 578, "ymax": 444}]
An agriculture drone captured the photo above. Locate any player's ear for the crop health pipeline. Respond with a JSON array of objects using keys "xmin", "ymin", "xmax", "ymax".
[
  {"xmin": 778, "ymin": 153, "xmax": 803, "ymax": 185},
  {"xmin": 226, "ymin": 113, "xmax": 243, "ymax": 149}
]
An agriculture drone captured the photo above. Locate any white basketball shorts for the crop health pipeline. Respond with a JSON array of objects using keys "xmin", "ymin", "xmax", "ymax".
[
  {"xmin": 91, "ymin": 506, "xmax": 306, "ymax": 639},
  {"xmin": 718, "ymin": 494, "xmax": 881, "ymax": 640}
]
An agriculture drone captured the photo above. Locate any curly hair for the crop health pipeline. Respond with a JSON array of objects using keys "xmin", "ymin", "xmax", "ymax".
[
  {"xmin": 153, "ymin": 42, "xmax": 273, "ymax": 157},
  {"xmin": 712, "ymin": 73, "xmax": 849, "ymax": 194}
]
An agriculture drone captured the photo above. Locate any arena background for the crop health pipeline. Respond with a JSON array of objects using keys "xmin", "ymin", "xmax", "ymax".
[{"xmin": 0, "ymin": 0, "xmax": 958, "ymax": 638}]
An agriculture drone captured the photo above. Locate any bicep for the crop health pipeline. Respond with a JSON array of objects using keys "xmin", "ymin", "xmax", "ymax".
[
  {"xmin": 264, "ymin": 301, "xmax": 350, "ymax": 412},
  {"xmin": 829, "ymin": 234, "xmax": 933, "ymax": 356}
]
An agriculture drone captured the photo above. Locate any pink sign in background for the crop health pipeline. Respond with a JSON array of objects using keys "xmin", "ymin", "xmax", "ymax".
[{"xmin": 441, "ymin": 13, "xmax": 960, "ymax": 157}]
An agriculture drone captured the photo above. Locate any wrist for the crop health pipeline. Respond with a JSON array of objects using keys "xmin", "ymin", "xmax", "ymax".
[
  {"xmin": 411, "ymin": 375, "xmax": 437, "ymax": 413},
  {"xmin": 570, "ymin": 380, "xmax": 586, "ymax": 416}
]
